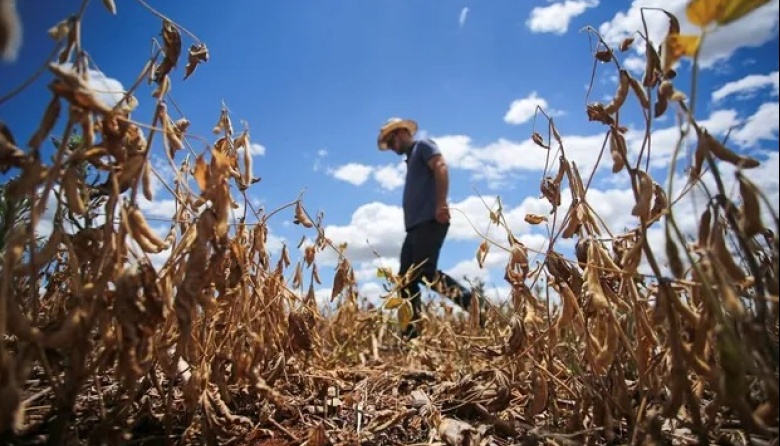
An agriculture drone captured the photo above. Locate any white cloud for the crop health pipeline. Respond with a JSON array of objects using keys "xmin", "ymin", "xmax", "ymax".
[
  {"xmin": 730, "ymin": 102, "xmax": 780, "ymax": 148},
  {"xmin": 329, "ymin": 163, "xmax": 374, "ymax": 186},
  {"xmin": 321, "ymin": 202, "xmax": 405, "ymax": 265},
  {"xmin": 504, "ymin": 91, "xmax": 562, "ymax": 125},
  {"xmin": 526, "ymin": 0, "xmax": 599, "ymax": 35},
  {"xmin": 598, "ymin": 0, "xmax": 779, "ymax": 69},
  {"xmin": 459, "ymin": 7, "xmax": 469, "ymax": 27},
  {"xmin": 372, "ymin": 162, "xmax": 406, "ymax": 191},
  {"xmin": 247, "ymin": 143, "xmax": 266, "ymax": 156},
  {"xmin": 712, "ymin": 71, "xmax": 780, "ymax": 102},
  {"xmin": 623, "ymin": 56, "xmax": 645, "ymax": 75}
]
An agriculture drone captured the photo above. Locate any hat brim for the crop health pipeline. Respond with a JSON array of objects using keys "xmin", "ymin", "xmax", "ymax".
[{"xmin": 377, "ymin": 119, "xmax": 418, "ymax": 150}]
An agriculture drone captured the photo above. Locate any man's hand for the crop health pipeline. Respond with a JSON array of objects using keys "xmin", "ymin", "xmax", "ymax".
[{"xmin": 435, "ymin": 204, "xmax": 450, "ymax": 224}]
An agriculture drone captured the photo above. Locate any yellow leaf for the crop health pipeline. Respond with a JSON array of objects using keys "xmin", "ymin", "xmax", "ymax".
[
  {"xmin": 664, "ymin": 33, "xmax": 701, "ymax": 68},
  {"xmin": 384, "ymin": 296, "xmax": 404, "ymax": 310},
  {"xmin": 193, "ymin": 154, "xmax": 209, "ymax": 192},
  {"xmin": 398, "ymin": 301, "xmax": 413, "ymax": 329},
  {"xmin": 686, "ymin": 0, "xmax": 724, "ymax": 27},
  {"xmin": 719, "ymin": 0, "xmax": 771, "ymax": 25}
]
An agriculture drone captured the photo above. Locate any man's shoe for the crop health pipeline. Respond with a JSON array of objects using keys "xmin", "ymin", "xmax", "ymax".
[{"xmin": 402, "ymin": 324, "xmax": 419, "ymax": 340}]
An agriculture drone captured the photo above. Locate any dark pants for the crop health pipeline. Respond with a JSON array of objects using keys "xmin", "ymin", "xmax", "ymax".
[{"xmin": 399, "ymin": 220, "xmax": 473, "ymax": 328}]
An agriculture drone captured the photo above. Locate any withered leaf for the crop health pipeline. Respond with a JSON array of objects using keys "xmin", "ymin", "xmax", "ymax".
[
  {"xmin": 184, "ymin": 43, "xmax": 209, "ymax": 80},
  {"xmin": 397, "ymin": 301, "xmax": 413, "ymax": 331},
  {"xmin": 697, "ymin": 206, "xmax": 713, "ymax": 248},
  {"xmin": 524, "ymin": 213, "xmax": 548, "ymax": 225},
  {"xmin": 595, "ymin": 48, "xmax": 613, "ymax": 63},
  {"xmin": 194, "ymin": 153, "xmax": 209, "ymax": 192},
  {"xmin": 531, "ymin": 132, "xmax": 546, "ymax": 148},
  {"xmin": 384, "ymin": 295, "xmax": 404, "ymax": 310},
  {"xmin": 738, "ymin": 174, "xmax": 763, "ymax": 237},
  {"xmin": 476, "ymin": 240, "xmax": 489, "ymax": 268},
  {"xmin": 294, "ymin": 201, "xmax": 314, "ymax": 228},
  {"xmin": 101, "ymin": 0, "xmax": 117, "ymax": 14},
  {"xmin": 631, "ymin": 170, "xmax": 653, "ymax": 221},
  {"xmin": 604, "ymin": 70, "xmax": 630, "ymax": 115},
  {"xmin": 694, "ymin": 128, "xmax": 760, "ymax": 172},
  {"xmin": 711, "ymin": 221, "xmax": 747, "ymax": 284},
  {"xmin": 154, "ymin": 20, "xmax": 182, "ymax": 81},
  {"xmin": 619, "ymin": 36, "xmax": 635, "ymax": 52},
  {"xmin": 529, "ymin": 372, "xmax": 548, "ymax": 416},
  {"xmin": 649, "ymin": 183, "xmax": 668, "ymax": 222},
  {"xmin": 609, "ymin": 130, "xmax": 627, "ymax": 173}
]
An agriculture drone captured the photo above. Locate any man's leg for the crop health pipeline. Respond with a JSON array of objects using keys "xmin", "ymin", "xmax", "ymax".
[
  {"xmin": 424, "ymin": 222, "xmax": 484, "ymax": 325},
  {"xmin": 398, "ymin": 230, "xmax": 422, "ymax": 338}
]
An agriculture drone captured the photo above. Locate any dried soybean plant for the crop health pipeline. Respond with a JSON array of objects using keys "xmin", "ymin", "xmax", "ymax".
[
  {"xmin": 448, "ymin": 4, "xmax": 779, "ymax": 444},
  {"xmin": 0, "ymin": 1, "xmax": 358, "ymax": 444},
  {"xmin": 1, "ymin": 1, "xmax": 778, "ymax": 445}
]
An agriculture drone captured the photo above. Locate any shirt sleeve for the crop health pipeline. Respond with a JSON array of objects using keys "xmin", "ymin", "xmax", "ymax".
[{"xmin": 417, "ymin": 139, "xmax": 441, "ymax": 163}]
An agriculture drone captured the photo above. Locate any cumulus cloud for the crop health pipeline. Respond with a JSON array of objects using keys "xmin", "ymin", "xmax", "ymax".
[
  {"xmin": 730, "ymin": 102, "xmax": 780, "ymax": 148},
  {"xmin": 240, "ymin": 143, "xmax": 266, "ymax": 156},
  {"xmin": 372, "ymin": 162, "xmax": 406, "ymax": 191},
  {"xmin": 712, "ymin": 71, "xmax": 780, "ymax": 102},
  {"xmin": 504, "ymin": 91, "xmax": 563, "ymax": 125},
  {"xmin": 598, "ymin": 0, "xmax": 779, "ymax": 69},
  {"xmin": 321, "ymin": 202, "xmax": 406, "ymax": 266},
  {"xmin": 526, "ymin": 0, "xmax": 599, "ymax": 35},
  {"xmin": 329, "ymin": 163, "xmax": 374, "ymax": 186},
  {"xmin": 459, "ymin": 7, "xmax": 469, "ymax": 27}
]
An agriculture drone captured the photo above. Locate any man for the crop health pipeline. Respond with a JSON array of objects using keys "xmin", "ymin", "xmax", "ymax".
[{"xmin": 377, "ymin": 117, "xmax": 479, "ymax": 339}]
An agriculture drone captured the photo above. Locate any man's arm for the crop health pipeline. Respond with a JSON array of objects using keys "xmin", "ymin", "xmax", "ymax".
[{"xmin": 428, "ymin": 154, "xmax": 450, "ymax": 223}]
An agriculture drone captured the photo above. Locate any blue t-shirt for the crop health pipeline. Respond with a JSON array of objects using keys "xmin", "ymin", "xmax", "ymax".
[{"xmin": 403, "ymin": 138, "xmax": 441, "ymax": 231}]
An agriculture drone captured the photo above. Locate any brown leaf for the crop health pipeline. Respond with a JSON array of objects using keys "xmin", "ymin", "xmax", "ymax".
[
  {"xmin": 561, "ymin": 203, "xmax": 583, "ymax": 239},
  {"xmin": 595, "ymin": 48, "xmax": 613, "ymax": 63},
  {"xmin": 696, "ymin": 128, "xmax": 760, "ymax": 171},
  {"xmin": 555, "ymin": 281, "xmax": 585, "ymax": 334},
  {"xmin": 438, "ymin": 417, "xmax": 479, "ymax": 446},
  {"xmin": 294, "ymin": 201, "xmax": 314, "ymax": 228},
  {"xmin": 738, "ymin": 174, "xmax": 764, "ymax": 237},
  {"xmin": 307, "ymin": 422, "xmax": 330, "ymax": 446},
  {"xmin": 583, "ymin": 241, "xmax": 609, "ymax": 311},
  {"xmin": 586, "ymin": 102, "xmax": 615, "ymax": 126},
  {"xmin": 154, "ymin": 20, "xmax": 182, "ymax": 81},
  {"xmin": 476, "ymin": 240, "xmax": 489, "ymax": 268},
  {"xmin": 654, "ymin": 94, "xmax": 669, "ymax": 118},
  {"xmin": 531, "ymin": 132, "xmax": 546, "ymax": 148},
  {"xmin": 631, "ymin": 170, "xmax": 653, "ymax": 221},
  {"xmin": 604, "ymin": 70, "xmax": 630, "ymax": 115},
  {"xmin": 628, "ymin": 75, "xmax": 649, "ymax": 110},
  {"xmin": 697, "ymin": 206, "xmax": 713, "ymax": 248},
  {"xmin": 503, "ymin": 315, "xmax": 525, "ymax": 355},
  {"xmin": 524, "ymin": 213, "xmax": 547, "ymax": 225},
  {"xmin": 609, "ymin": 130, "xmax": 627, "ymax": 173},
  {"xmin": 0, "ymin": 0, "xmax": 21, "ymax": 61},
  {"xmin": 643, "ymin": 41, "xmax": 662, "ymax": 87},
  {"xmin": 194, "ymin": 153, "xmax": 209, "ymax": 192},
  {"xmin": 184, "ymin": 43, "xmax": 209, "ymax": 80},
  {"xmin": 711, "ymin": 221, "xmax": 747, "ymax": 284},
  {"xmin": 649, "ymin": 183, "xmax": 668, "ymax": 223},
  {"xmin": 101, "ymin": 0, "xmax": 117, "ymax": 14},
  {"xmin": 529, "ymin": 372, "xmax": 548, "ymax": 416},
  {"xmin": 619, "ymin": 37, "xmax": 635, "ymax": 52}
]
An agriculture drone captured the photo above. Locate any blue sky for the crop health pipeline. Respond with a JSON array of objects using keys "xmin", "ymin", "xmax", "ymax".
[{"xmin": 2, "ymin": 0, "xmax": 778, "ymax": 310}]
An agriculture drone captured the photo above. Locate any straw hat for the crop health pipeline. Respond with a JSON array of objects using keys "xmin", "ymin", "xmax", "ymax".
[{"xmin": 377, "ymin": 117, "xmax": 418, "ymax": 150}]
